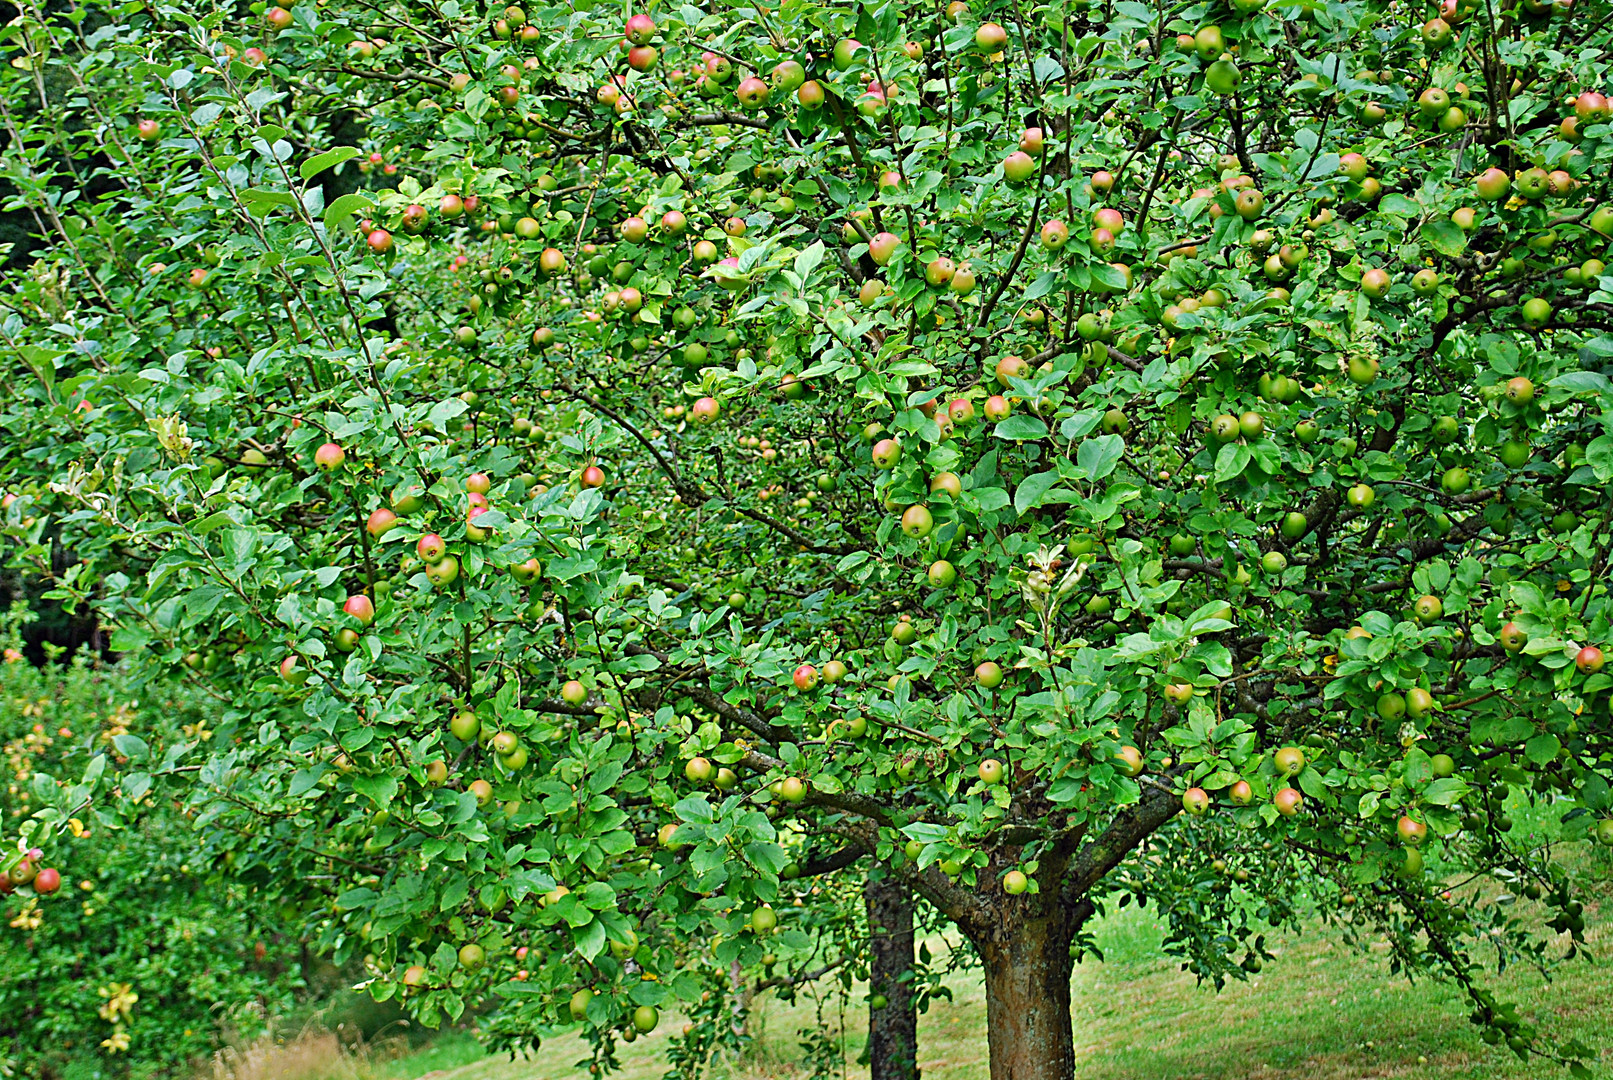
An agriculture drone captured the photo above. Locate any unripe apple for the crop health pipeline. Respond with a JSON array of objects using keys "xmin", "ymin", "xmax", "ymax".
[
  {"xmin": 561, "ymin": 680, "xmax": 588, "ymax": 705},
  {"xmin": 366, "ymin": 508, "xmax": 398, "ymax": 537},
  {"xmin": 995, "ymin": 354, "xmax": 1028, "ymax": 386},
  {"xmin": 1002, "ymin": 151, "xmax": 1037, "ymax": 183},
  {"xmin": 1273, "ymin": 787, "xmax": 1303, "ymax": 816},
  {"xmin": 313, "ymin": 442, "xmax": 345, "ymax": 471},
  {"xmin": 978, "ymin": 758, "xmax": 1005, "ymax": 784},
  {"xmin": 1114, "ymin": 745, "xmax": 1143, "ymax": 777},
  {"xmin": 625, "ymin": 12, "xmax": 655, "ymax": 44},
  {"xmin": 1228, "ymin": 780, "xmax": 1253, "ymax": 805},
  {"xmin": 871, "ymin": 438, "xmax": 901, "ymax": 468},
  {"xmin": 925, "ymin": 256, "xmax": 956, "ymax": 286},
  {"xmin": 1474, "ymin": 167, "xmax": 1510, "ymax": 201},
  {"xmin": 685, "ymin": 756, "xmax": 714, "ymax": 782},
  {"xmin": 424, "ymin": 556, "xmax": 459, "ymax": 586},
  {"xmin": 975, "ymin": 661, "xmax": 1004, "ymax": 688},
  {"xmin": 1182, "ymin": 787, "xmax": 1210, "ymax": 815},
  {"xmin": 868, "ymin": 231, "xmax": 900, "ymax": 265},
  {"xmin": 900, "ymin": 505, "xmax": 933, "ymax": 537},
  {"xmin": 1397, "ymin": 816, "xmax": 1428, "ymax": 846},
  {"xmin": 735, "ymin": 77, "xmax": 770, "ymax": 108},
  {"xmin": 343, "ymin": 595, "xmax": 375, "ymax": 625},
  {"xmin": 279, "ymin": 655, "xmax": 308, "ymax": 686},
  {"xmin": 1273, "ymin": 746, "xmax": 1305, "ymax": 776},
  {"xmin": 1415, "ymin": 595, "xmax": 1443, "ymax": 622},
  {"xmin": 1499, "ymin": 622, "xmax": 1527, "ymax": 652},
  {"xmin": 1003, "ymin": 869, "xmax": 1029, "ymax": 894},
  {"xmin": 975, "ymin": 21, "xmax": 1007, "ymax": 52},
  {"xmin": 928, "ymin": 560, "xmax": 957, "ymax": 587}
]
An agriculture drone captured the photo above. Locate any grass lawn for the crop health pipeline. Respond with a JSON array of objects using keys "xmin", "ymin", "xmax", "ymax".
[{"xmin": 367, "ymin": 880, "xmax": 1610, "ymax": 1080}]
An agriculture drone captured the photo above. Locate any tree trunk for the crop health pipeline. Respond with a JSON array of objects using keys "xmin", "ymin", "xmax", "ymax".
[
  {"xmin": 864, "ymin": 875, "xmax": 920, "ymax": 1080},
  {"xmin": 971, "ymin": 910, "xmax": 1077, "ymax": 1080}
]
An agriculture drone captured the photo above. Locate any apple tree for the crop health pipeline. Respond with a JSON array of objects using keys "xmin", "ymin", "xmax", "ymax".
[{"xmin": 1, "ymin": 0, "xmax": 1613, "ymax": 1074}]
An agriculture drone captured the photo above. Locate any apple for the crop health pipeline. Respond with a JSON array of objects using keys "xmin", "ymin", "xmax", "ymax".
[
  {"xmin": 900, "ymin": 505, "xmax": 933, "ymax": 537},
  {"xmin": 1003, "ymin": 869, "xmax": 1029, "ymax": 894},
  {"xmin": 366, "ymin": 508, "xmax": 398, "ymax": 537},
  {"xmin": 417, "ymin": 533, "xmax": 447, "ymax": 562},
  {"xmin": 978, "ymin": 758, "xmax": 1005, "ymax": 784},
  {"xmin": 1397, "ymin": 816, "xmax": 1428, "ymax": 846},
  {"xmin": 1182, "ymin": 787, "xmax": 1210, "ymax": 815},
  {"xmin": 871, "ymin": 438, "xmax": 901, "ymax": 468},
  {"xmin": 137, "ymin": 118, "xmax": 161, "ymax": 141},
  {"xmin": 984, "ymin": 394, "xmax": 1011, "ymax": 421},
  {"xmin": 975, "ymin": 21, "xmax": 1007, "ymax": 51},
  {"xmin": 685, "ymin": 756, "xmax": 714, "ymax": 782},
  {"xmin": 1361, "ymin": 267, "xmax": 1391, "ymax": 299},
  {"xmin": 561, "ymin": 680, "xmax": 588, "ymax": 705},
  {"xmin": 1504, "ymin": 376, "xmax": 1535, "ymax": 404},
  {"xmin": 928, "ymin": 560, "xmax": 957, "ymax": 587},
  {"xmin": 343, "ymin": 595, "xmax": 375, "ymax": 625},
  {"xmin": 267, "ymin": 6, "xmax": 293, "ymax": 29},
  {"xmin": 1273, "ymin": 746, "xmax": 1305, "ymax": 776},
  {"xmin": 581, "ymin": 465, "xmax": 606, "ymax": 488},
  {"xmin": 1406, "ymin": 688, "xmax": 1435, "ymax": 718},
  {"xmin": 32, "ymin": 867, "xmax": 60, "ymax": 894},
  {"xmin": 570, "ymin": 989, "xmax": 593, "ymax": 1020},
  {"xmin": 975, "ymin": 661, "xmax": 1004, "ymax": 688},
  {"xmin": 735, "ymin": 76, "xmax": 769, "ymax": 108},
  {"xmin": 779, "ymin": 776, "xmax": 807, "ymax": 802},
  {"xmin": 1273, "ymin": 787, "xmax": 1303, "ymax": 816},
  {"xmin": 625, "ymin": 12, "xmax": 655, "ymax": 44},
  {"xmin": 279, "ymin": 655, "xmax": 308, "ymax": 685},
  {"xmin": 1576, "ymin": 646, "xmax": 1605, "ymax": 674},
  {"xmin": 797, "ymin": 80, "xmax": 824, "ymax": 107},
  {"xmin": 1499, "ymin": 622, "xmax": 1527, "ymax": 652},
  {"xmin": 1229, "ymin": 780, "xmax": 1253, "ymax": 805},
  {"xmin": 1105, "ymin": 744, "xmax": 1142, "ymax": 777},
  {"xmin": 751, "ymin": 904, "xmax": 779, "ymax": 932},
  {"xmin": 1415, "ymin": 595, "xmax": 1444, "ymax": 621},
  {"xmin": 832, "ymin": 38, "xmax": 862, "ymax": 70},
  {"xmin": 633, "ymin": 1005, "xmax": 659, "ymax": 1033},
  {"xmin": 403, "ymin": 965, "xmax": 427, "ymax": 988},
  {"xmin": 1346, "ymin": 483, "xmax": 1375, "ymax": 509},
  {"xmin": 868, "ymin": 231, "xmax": 900, "ymax": 264},
  {"xmin": 1204, "ymin": 59, "xmax": 1241, "ymax": 95},
  {"xmin": 1164, "ymin": 682, "xmax": 1193, "ymax": 704},
  {"xmin": 1041, "ymin": 220, "xmax": 1070, "ymax": 250},
  {"xmin": 1430, "ymin": 753, "xmax": 1455, "ymax": 778},
  {"xmin": 313, "ymin": 442, "xmax": 345, "ymax": 471},
  {"xmin": 793, "ymin": 664, "xmax": 819, "ymax": 691},
  {"xmin": 1002, "ymin": 151, "xmax": 1037, "ymax": 183},
  {"xmin": 1475, "ymin": 167, "xmax": 1510, "ymax": 201},
  {"xmin": 424, "ymin": 556, "xmax": 459, "ymax": 586}
]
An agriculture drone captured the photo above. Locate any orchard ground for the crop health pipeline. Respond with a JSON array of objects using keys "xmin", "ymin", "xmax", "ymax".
[{"xmin": 349, "ymin": 844, "xmax": 1611, "ymax": 1080}]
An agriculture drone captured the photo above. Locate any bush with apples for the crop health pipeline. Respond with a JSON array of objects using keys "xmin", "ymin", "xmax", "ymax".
[
  {"xmin": 1, "ymin": 0, "xmax": 1612, "ymax": 1073},
  {"xmin": 0, "ymin": 624, "xmax": 303, "ymax": 1078}
]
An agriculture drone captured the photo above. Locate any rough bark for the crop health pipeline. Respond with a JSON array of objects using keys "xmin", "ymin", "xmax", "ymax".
[
  {"xmin": 865, "ymin": 874, "xmax": 920, "ymax": 1080},
  {"xmin": 969, "ymin": 908, "xmax": 1079, "ymax": 1080}
]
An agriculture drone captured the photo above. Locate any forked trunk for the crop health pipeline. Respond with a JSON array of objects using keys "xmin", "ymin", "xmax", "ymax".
[
  {"xmin": 865, "ymin": 875, "xmax": 920, "ymax": 1080},
  {"xmin": 971, "ymin": 910, "xmax": 1076, "ymax": 1080}
]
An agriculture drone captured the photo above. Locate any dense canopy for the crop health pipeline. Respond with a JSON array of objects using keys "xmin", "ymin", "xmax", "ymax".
[{"xmin": 1, "ymin": 0, "xmax": 1612, "ymax": 1073}]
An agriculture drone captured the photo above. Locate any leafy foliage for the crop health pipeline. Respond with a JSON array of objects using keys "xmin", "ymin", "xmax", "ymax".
[
  {"xmin": 0, "ymin": 611, "xmax": 303, "ymax": 1078},
  {"xmin": 0, "ymin": 0, "xmax": 1611, "ymax": 1073}
]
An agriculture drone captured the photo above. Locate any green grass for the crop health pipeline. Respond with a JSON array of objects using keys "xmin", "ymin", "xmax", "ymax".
[{"xmin": 371, "ymin": 882, "xmax": 1611, "ymax": 1080}]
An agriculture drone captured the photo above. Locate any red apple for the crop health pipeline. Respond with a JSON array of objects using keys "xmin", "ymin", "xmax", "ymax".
[{"xmin": 793, "ymin": 664, "xmax": 819, "ymax": 691}]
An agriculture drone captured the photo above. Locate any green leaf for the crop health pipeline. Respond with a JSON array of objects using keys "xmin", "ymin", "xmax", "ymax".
[
  {"xmin": 993, "ymin": 415, "xmax": 1048, "ymax": 441},
  {"xmin": 1524, "ymin": 732, "xmax": 1561, "ymax": 765},
  {"xmin": 323, "ymin": 191, "xmax": 375, "ymax": 233},
  {"xmin": 353, "ymin": 773, "xmax": 398, "ymax": 808},
  {"xmin": 301, "ymin": 146, "xmax": 361, "ymax": 181},
  {"xmin": 1014, "ymin": 470, "xmax": 1060, "ymax": 515},
  {"xmin": 1214, "ymin": 443, "xmax": 1251, "ymax": 483},
  {"xmin": 1420, "ymin": 219, "xmax": 1466, "ymax": 257},
  {"xmin": 1077, "ymin": 434, "xmax": 1124, "ymax": 481}
]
